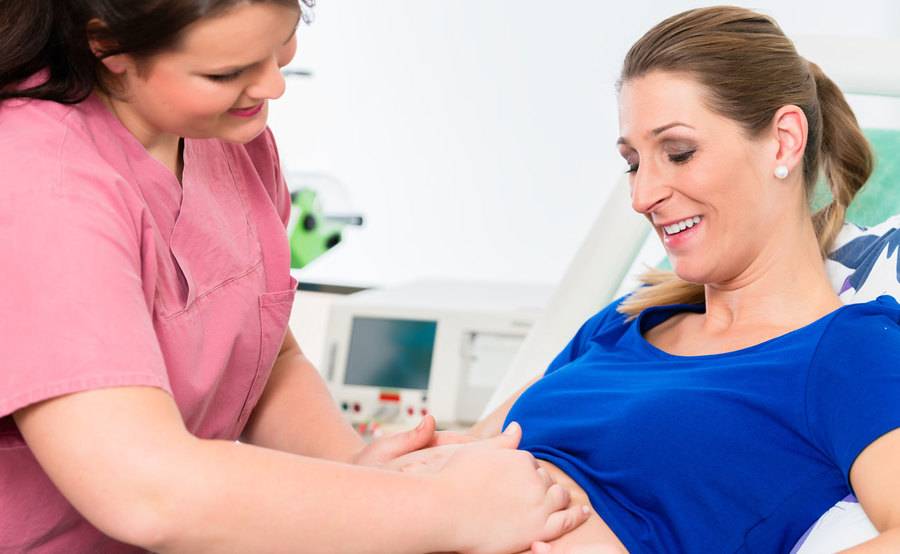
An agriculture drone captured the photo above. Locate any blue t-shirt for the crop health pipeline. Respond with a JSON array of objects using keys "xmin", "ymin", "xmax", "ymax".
[{"xmin": 506, "ymin": 295, "xmax": 900, "ymax": 553}]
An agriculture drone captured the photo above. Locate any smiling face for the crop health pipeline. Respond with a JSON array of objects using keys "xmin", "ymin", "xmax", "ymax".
[
  {"xmin": 101, "ymin": 2, "xmax": 300, "ymax": 147},
  {"xmin": 617, "ymin": 71, "xmax": 794, "ymax": 286}
]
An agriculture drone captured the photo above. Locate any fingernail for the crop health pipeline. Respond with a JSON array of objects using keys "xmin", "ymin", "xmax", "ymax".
[
  {"xmin": 581, "ymin": 505, "xmax": 590, "ymax": 515},
  {"xmin": 416, "ymin": 418, "xmax": 427, "ymax": 431},
  {"xmin": 503, "ymin": 421, "xmax": 519, "ymax": 435}
]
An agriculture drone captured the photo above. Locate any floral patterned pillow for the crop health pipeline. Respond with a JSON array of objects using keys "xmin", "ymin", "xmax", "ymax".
[{"xmin": 827, "ymin": 215, "xmax": 900, "ymax": 303}]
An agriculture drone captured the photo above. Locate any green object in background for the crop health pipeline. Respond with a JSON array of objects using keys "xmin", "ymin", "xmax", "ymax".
[
  {"xmin": 289, "ymin": 188, "xmax": 363, "ymax": 269},
  {"xmin": 811, "ymin": 128, "xmax": 900, "ymax": 227}
]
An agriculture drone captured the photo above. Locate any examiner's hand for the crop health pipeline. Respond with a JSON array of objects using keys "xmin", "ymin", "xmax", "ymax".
[
  {"xmin": 388, "ymin": 425, "xmax": 524, "ymax": 473},
  {"xmin": 429, "ymin": 428, "xmax": 478, "ymax": 447},
  {"xmin": 350, "ymin": 415, "xmax": 441, "ymax": 467},
  {"xmin": 388, "ymin": 442, "xmax": 465, "ymax": 473},
  {"xmin": 434, "ymin": 422, "xmax": 590, "ymax": 554}
]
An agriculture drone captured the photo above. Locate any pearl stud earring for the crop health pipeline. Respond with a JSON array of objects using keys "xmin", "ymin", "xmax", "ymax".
[{"xmin": 774, "ymin": 165, "xmax": 789, "ymax": 179}]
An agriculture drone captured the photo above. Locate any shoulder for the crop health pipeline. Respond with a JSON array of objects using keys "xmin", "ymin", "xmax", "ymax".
[
  {"xmin": 0, "ymin": 97, "xmax": 74, "ymax": 179},
  {"xmin": 1, "ymin": 96, "xmax": 124, "ymax": 182},
  {"xmin": 811, "ymin": 296, "xmax": 900, "ymax": 374},
  {"xmin": 820, "ymin": 296, "xmax": 900, "ymax": 349},
  {"xmin": 0, "ymin": 97, "xmax": 145, "ymax": 238},
  {"xmin": 805, "ymin": 297, "xmax": 900, "ymax": 471}
]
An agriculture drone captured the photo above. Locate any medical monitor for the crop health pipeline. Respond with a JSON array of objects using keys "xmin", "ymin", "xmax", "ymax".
[
  {"xmin": 323, "ymin": 280, "xmax": 550, "ymax": 426},
  {"xmin": 344, "ymin": 316, "xmax": 437, "ymax": 390}
]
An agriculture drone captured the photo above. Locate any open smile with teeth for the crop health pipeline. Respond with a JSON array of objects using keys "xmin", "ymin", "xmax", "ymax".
[{"xmin": 663, "ymin": 216, "xmax": 702, "ymax": 236}]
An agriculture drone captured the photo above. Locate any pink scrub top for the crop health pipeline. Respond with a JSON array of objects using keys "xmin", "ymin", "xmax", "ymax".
[{"xmin": 0, "ymin": 90, "xmax": 297, "ymax": 551}]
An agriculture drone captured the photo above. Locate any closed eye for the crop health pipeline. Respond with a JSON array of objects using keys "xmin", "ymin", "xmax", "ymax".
[
  {"xmin": 206, "ymin": 69, "xmax": 245, "ymax": 82},
  {"xmin": 669, "ymin": 150, "xmax": 695, "ymax": 164}
]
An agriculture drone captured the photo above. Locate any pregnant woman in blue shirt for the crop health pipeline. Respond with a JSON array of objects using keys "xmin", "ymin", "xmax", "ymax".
[{"xmin": 411, "ymin": 6, "xmax": 900, "ymax": 553}]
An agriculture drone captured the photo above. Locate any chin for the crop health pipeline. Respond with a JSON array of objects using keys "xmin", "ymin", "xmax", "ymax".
[
  {"xmin": 219, "ymin": 124, "xmax": 268, "ymax": 144},
  {"xmin": 670, "ymin": 262, "xmax": 709, "ymax": 285}
]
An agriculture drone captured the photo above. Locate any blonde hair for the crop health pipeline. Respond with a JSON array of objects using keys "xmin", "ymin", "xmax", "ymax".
[{"xmin": 617, "ymin": 6, "xmax": 874, "ymax": 319}]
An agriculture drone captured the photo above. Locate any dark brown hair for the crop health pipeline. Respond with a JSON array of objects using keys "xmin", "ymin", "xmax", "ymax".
[
  {"xmin": 0, "ymin": 0, "xmax": 300, "ymax": 105},
  {"xmin": 617, "ymin": 6, "xmax": 874, "ymax": 316}
]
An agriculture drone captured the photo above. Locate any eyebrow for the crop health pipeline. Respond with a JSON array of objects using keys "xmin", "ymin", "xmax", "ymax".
[{"xmin": 616, "ymin": 122, "xmax": 695, "ymax": 146}]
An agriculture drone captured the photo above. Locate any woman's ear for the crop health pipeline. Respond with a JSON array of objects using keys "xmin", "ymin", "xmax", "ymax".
[
  {"xmin": 95, "ymin": 53, "xmax": 131, "ymax": 75},
  {"xmin": 772, "ymin": 105, "xmax": 808, "ymax": 175},
  {"xmin": 86, "ymin": 18, "xmax": 131, "ymax": 75}
]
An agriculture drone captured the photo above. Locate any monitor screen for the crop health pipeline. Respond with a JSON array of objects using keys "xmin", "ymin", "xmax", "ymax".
[{"xmin": 344, "ymin": 317, "xmax": 437, "ymax": 390}]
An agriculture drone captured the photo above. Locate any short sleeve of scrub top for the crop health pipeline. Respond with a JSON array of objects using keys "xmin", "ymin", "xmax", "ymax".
[
  {"xmin": 0, "ymin": 101, "xmax": 173, "ymax": 417},
  {"xmin": 0, "ymin": 87, "xmax": 296, "ymax": 552}
]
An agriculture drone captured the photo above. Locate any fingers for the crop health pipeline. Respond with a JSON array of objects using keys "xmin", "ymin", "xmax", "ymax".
[
  {"xmin": 536, "ymin": 466, "xmax": 554, "ymax": 488},
  {"xmin": 387, "ymin": 415, "xmax": 436, "ymax": 458},
  {"xmin": 413, "ymin": 414, "xmax": 437, "ymax": 443},
  {"xmin": 540, "ymin": 503, "xmax": 591, "ymax": 543},
  {"xmin": 544, "ymin": 483, "xmax": 571, "ymax": 513},
  {"xmin": 532, "ymin": 542, "xmax": 552, "ymax": 554},
  {"xmin": 353, "ymin": 415, "xmax": 436, "ymax": 466},
  {"xmin": 488, "ymin": 420, "xmax": 522, "ymax": 449},
  {"xmin": 429, "ymin": 430, "xmax": 478, "ymax": 447}
]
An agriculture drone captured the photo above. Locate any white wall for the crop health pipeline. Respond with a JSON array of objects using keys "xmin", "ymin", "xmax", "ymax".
[{"xmin": 270, "ymin": 0, "xmax": 900, "ymax": 289}]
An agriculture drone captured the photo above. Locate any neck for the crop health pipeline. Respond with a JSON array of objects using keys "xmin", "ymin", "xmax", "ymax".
[
  {"xmin": 95, "ymin": 90, "xmax": 184, "ymax": 181},
  {"xmin": 701, "ymin": 215, "xmax": 841, "ymax": 333}
]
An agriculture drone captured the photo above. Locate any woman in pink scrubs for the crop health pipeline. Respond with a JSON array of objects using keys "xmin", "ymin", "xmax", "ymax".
[{"xmin": 0, "ymin": 1, "xmax": 587, "ymax": 551}]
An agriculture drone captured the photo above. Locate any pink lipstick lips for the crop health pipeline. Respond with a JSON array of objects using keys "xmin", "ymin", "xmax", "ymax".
[{"xmin": 228, "ymin": 102, "xmax": 264, "ymax": 118}]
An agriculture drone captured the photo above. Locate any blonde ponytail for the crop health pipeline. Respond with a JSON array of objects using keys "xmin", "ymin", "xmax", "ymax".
[{"xmin": 618, "ymin": 269, "xmax": 704, "ymax": 320}]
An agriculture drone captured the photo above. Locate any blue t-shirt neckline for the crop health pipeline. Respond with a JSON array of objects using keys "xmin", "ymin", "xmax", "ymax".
[{"xmin": 628, "ymin": 300, "xmax": 853, "ymax": 360}]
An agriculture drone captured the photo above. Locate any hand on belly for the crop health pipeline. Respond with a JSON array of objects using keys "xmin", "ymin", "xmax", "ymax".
[
  {"xmin": 392, "ymin": 442, "xmax": 628, "ymax": 553},
  {"xmin": 511, "ymin": 460, "xmax": 629, "ymax": 554}
]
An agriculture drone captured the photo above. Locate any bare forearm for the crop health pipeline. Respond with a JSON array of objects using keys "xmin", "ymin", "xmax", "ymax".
[
  {"xmin": 152, "ymin": 438, "xmax": 451, "ymax": 553},
  {"xmin": 242, "ymin": 349, "xmax": 364, "ymax": 461},
  {"xmin": 18, "ymin": 386, "xmax": 584, "ymax": 554},
  {"xmin": 841, "ymin": 528, "xmax": 900, "ymax": 553}
]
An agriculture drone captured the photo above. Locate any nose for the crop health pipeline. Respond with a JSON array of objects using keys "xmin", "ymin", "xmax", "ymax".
[
  {"xmin": 629, "ymin": 163, "xmax": 671, "ymax": 215},
  {"xmin": 246, "ymin": 57, "xmax": 287, "ymax": 101}
]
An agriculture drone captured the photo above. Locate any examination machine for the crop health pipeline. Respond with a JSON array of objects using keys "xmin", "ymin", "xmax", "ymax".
[{"xmin": 321, "ymin": 280, "xmax": 551, "ymax": 428}]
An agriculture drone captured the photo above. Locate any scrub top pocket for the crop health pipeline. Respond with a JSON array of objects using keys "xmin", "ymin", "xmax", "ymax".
[{"xmin": 233, "ymin": 277, "xmax": 297, "ymax": 436}]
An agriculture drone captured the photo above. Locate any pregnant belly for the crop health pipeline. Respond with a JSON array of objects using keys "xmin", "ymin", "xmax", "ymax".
[{"xmin": 527, "ymin": 459, "xmax": 629, "ymax": 553}]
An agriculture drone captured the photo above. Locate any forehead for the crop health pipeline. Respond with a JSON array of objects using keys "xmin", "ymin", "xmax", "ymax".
[
  {"xmin": 172, "ymin": 3, "xmax": 299, "ymax": 60},
  {"xmin": 617, "ymin": 72, "xmax": 717, "ymax": 139}
]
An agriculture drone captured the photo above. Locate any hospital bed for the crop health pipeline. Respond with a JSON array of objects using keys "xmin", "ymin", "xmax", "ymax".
[{"xmin": 482, "ymin": 35, "xmax": 900, "ymax": 553}]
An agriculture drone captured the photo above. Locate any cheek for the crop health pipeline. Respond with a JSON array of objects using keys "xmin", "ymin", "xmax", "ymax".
[
  {"xmin": 147, "ymin": 73, "xmax": 240, "ymax": 118},
  {"xmin": 169, "ymin": 91, "xmax": 244, "ymax": 126}
]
